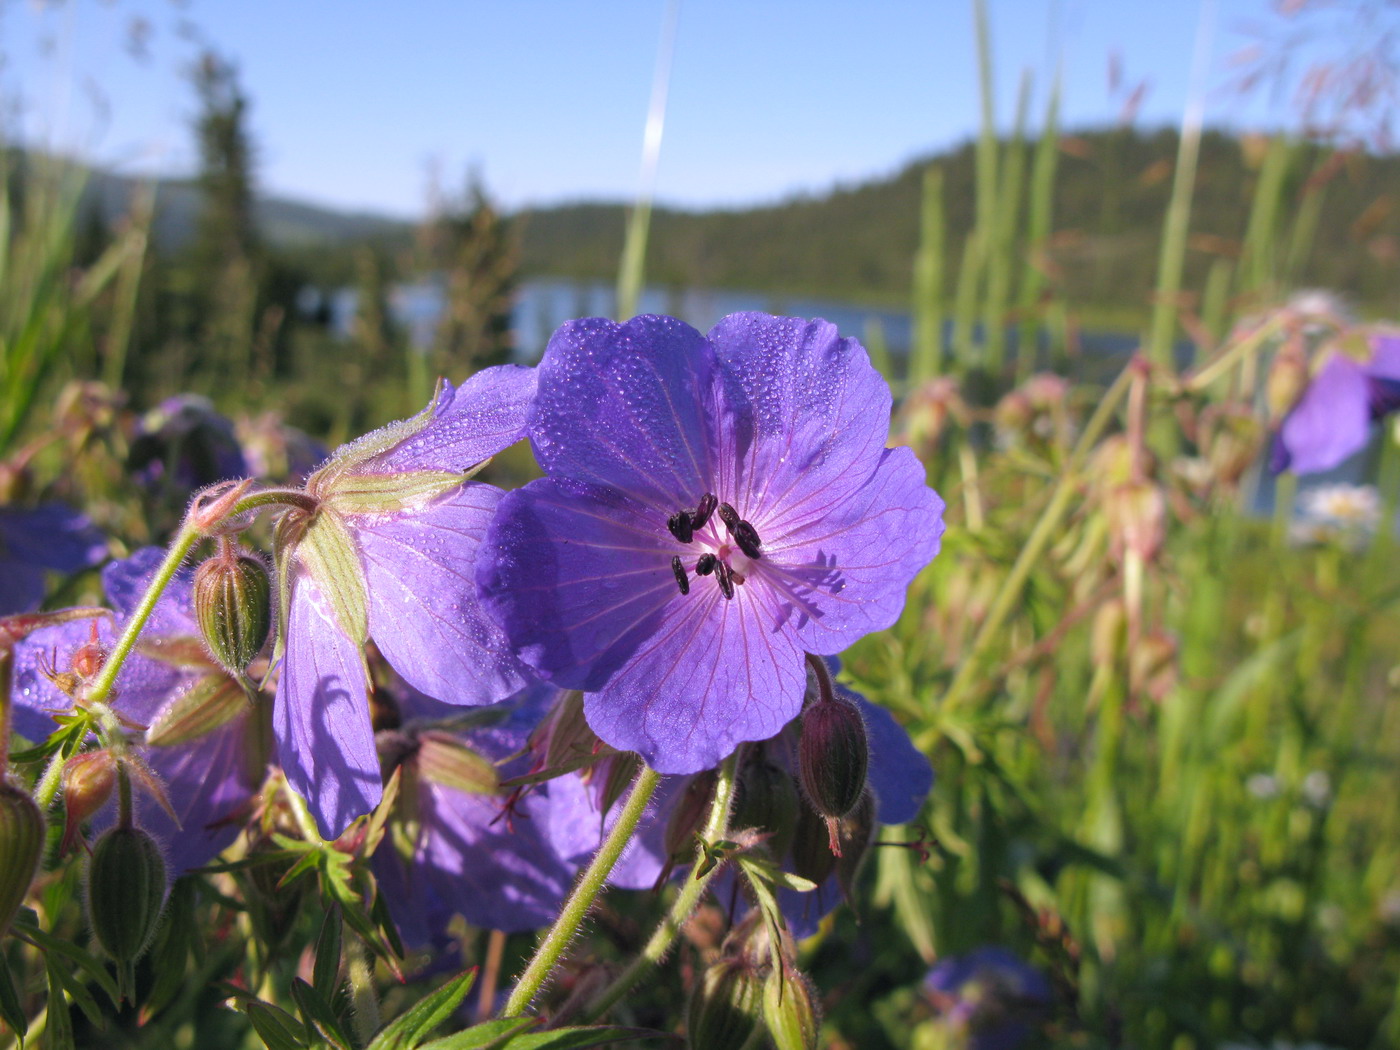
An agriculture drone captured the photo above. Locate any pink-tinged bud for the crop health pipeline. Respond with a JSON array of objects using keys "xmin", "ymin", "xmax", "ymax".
[
  {"xmin": 61, "ymin": 750, "xmax": 118, "ymax": 852},
  {"xmin": 897, "ymin": 376, "xmax": 966, "ymax": 455},
  {"xmin": 532, "ymin": 689, "xmax": 606, "ymax": 773},
  {"xmin": 763, "ymin": 964, "xmax": 821, "ymax": 1050},
  {"xmin": 414, "ymin": 733, "xmax": 499, "ymax": 795},
  {"xmin": 194, "ymin": 546, "xmax": 272, "ymax": 674},
  {"xmin": 797, "ymin": 694, "xmax": 869, "ymax": 853},
  {"xmin": 86, "ymin": 825, "xmax": 168, "ymax": 999},
  {"xmin": 1266, "ymin": 347, "xmax": 1309, "ymax": 421},
  {"xmin": 686, "ymin": 959, "xmax": 764, "ymax": 1050},
  {"xmin": 1104, "ymin": 480, "xmax": 1166, "ymax": 562},
  {"xmin": 732, "ymin": 758, "xmax": 800, "ymax": 861},
  {"xmin": 0, "ymin": 781, "xmax": 44, "ymax": 937}
]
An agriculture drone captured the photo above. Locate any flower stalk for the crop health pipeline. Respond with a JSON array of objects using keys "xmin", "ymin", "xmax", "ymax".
[{"xmin": 502, "ymin": 761, "xmax": 663, "ymax": 1016}]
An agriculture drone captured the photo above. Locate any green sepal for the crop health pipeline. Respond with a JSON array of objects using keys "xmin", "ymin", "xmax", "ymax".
[
  {"xmin": 308, "ymin": 382, "xmax": 451, "ymax": 491},
  {"xmin": 324, "ymin": 469, "xmax": 472, "ymax": 517},
  {"xmin": 296, "ymin": 508, "xmax": 369, "ymax": 647},
  {"xmin": 145, "ymin": 671, "xmax": 246, "ymax": 747}
]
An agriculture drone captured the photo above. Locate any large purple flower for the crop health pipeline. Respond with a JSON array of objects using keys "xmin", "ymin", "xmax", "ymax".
[
  {"xmin": 924, "ymin": 946, "xmax": 1052, "ymax": 1050},
  {"xmin": 478, "ymin": 314, "xmax": 944, "ymax": 774},
  {"xmin": 0, "ymin": 503, "xmax": 106, "ymax": 615},
  {"xmin": 1271, "ymin": 332, "xmax": 1400, "ymax": 475},
  {"xmin": 273, "ymin": 365, "xmax": 536, "ymax": 838},
  {"xmin": 8, "ymin": 549, "xmax": 258, "ymax": 875}
]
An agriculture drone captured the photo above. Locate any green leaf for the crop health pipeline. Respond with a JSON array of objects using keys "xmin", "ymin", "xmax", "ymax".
[
  {"xmin": 43, "ymin": 959, "xmax": 74, "ymax": 1050},
  {"xmin": 291, "ymin": 977, "xmax": 353, "ymax": 1050},
  {"xmin": 313, "ymin": 905, "xmax": 343, "ymax": 1002},
  {"xmin": 246, "ymin": 1001, "xmax": 313, "ymax": 1050},
  {"xmin": 145, "ymin": 877, "xmax": 197, "ymax": 1016},
  {"xmin": 496, "ymin": 1026, "xmax": 682, "ymax": 1049},
  {"xmin": 47, "ymin": 963, "xmax": 105, "ymax": 1032},
  {"xmin": 0, "ymin": 950, "xmax": 28, "ymax": 1041},
  {"xmin": 417, "ymin": 1018, "xmax": 535, "ymax": 1050},
  {"xmin": 366, "ymin": 969, "xmax": 476, "ymax": 1050},
  {"xmin": 13, "ymin": 915, "xmax": 120, "ymax": 1007}
]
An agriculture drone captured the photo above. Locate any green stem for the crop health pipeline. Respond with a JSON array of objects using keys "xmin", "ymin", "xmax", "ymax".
[
  {"xmin": 116, "ymin": 763, "xmax": 133, "ymax": 829},
  {"xmin": 935, "ymin": 362, "xmax": 1135, "ymax": 720},
  {"xmin": 85, "ymin": 521, "xmax": 201, "ymax": 709},
  {"xmin": 582, "ymin": 750, "xmax": 740, "ymax": 1022},
  {"xmin": 503, "ymin": 762, "xmax": 663, "ymax": 1016}
]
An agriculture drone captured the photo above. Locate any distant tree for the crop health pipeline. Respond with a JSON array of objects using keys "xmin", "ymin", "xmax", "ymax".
[{"xmin": 421, "ymin": 174, "xmax": 518, "ymax": 375}]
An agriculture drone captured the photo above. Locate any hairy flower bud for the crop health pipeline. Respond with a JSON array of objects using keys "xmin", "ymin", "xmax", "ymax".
[
  {"xmin": 763, "ymin": 965, "xmax": 821, "ymax": 1050},
  {"xmin": 0, "ymin": 781, "xmax": 44, "ymax": 937},
  {"xmin": 732, "ymin": 757, "xmax": 800, "ymax": 860},
  {"xmin": 61, "ymin": 750, "xmax": 118, "ymax": 851},
  {"xmin": 798, "ymin": 694, "xmax": 870, "ymax": 856},
  {"xmin": 87, "ymin": 825, "xmax": 168, "ymax": 998},
  {"xmin": 686, "ymin": 959, "xmax": 764, "ymax": 1050},
  {"xmin": 193, "ymin": 547, "xmax": 272, "ymax": 674}
]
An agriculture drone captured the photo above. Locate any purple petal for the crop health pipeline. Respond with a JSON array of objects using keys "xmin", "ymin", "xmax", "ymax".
[
  {"xmin": 705, "ymin": 314, "xmax": 894, "ymax": 514},
  {"xmin": 0, "ymin": 504, "xmax": 106, "ymax": 614},
  {"xmin": 1275, "ymin": 351, "xmax": 1373, "ymax": 475},
  {"xmin": 846, "ymin": 689, "xmax": 932, "ymax": 825},
  {"xmin": 1368, "ymin": 332, "xmax": 1400, "ymax": 380},
  {"xmin": 361, "ymin": 364, "xmax": 538, "ymax": 473},
  {"xmin": 478, "ymin": 478, "xmax": 681, "ymax": 690},
  {"xmin": 274, "ymin": 573, "xmax": 381, "ymax": 838},
  {"xmin": 756, "ymin": 446, "xmax": 945, "ymax": 653},
  {"xmin": 358, "ymin": 485, "xmax": 530, "ymax": 706},
  {"xmin": 540, "ymin": 767, "xmax": 676, "ymax": 890},
  {"xmin": 530, "ymin": 316, "xmax": 722, "ymax": 511}
]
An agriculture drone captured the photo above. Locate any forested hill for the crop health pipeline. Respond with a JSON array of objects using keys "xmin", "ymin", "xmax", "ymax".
[{"xmin": 516, "ymin": 128, "xmax": 1400, "ymax": 314}]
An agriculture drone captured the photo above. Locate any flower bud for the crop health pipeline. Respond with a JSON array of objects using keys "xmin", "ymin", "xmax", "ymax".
[
  {"xmin": 663, "ymin": 770, "xmax": 718, "ymax": 862},
  {"xmin": 834, "ymin": 788, "xmax": 877, "ymax": 906},
  {"xmin": 790, "ymin": 803, "xmax": 837, "ymax": 887},
  {"xmin": 145, "ymin": 673, "xmax": 246, "ymax": 747},
  {"xmin": 61, "ymin": 750, "xmax": 118, "ymax": 851},
  {"xmin": 1266, "ymin": 346, "xmax": 1309, "ymax": 421},
  {"xmin": 763, "ymin": 965, "xmax": 821, "ymax": 1050},
  {"xmin": 415, "ymin": 733, "xmax": 499, "ymax": 794},
  {"xmin": 686, "ymin": 959, "xmax": 764, "ymax": 1050},
  {"xmin": 87, "ymin": 825, "xmax": 168, "ymax": 997},
  {"xmin": 0, "ymin": 781, "xmax": 44, "ymax": 937},
  {"xmin": 193, "ymin": 547, "xmax": 272, "ymax": 674},
  {"xmin": 1104, "ymin": 480, "xmax": 1166, "ymax": 562},
  {"xmin": 797, "ymin": 694, "xmax": 869, "ymax": 856},
  {"xmin": 732, "ymin": 757, "xmax": 800, "ymax": 861}
]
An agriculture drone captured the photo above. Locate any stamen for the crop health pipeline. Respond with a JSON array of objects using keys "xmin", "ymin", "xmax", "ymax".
[
  {"xmin": 715, "ymin": 561, "xmax": 735, "ymax": 600},
  {"xmin": 691, "ymin": 492, "xmax": 718, "ymax": 530},
  {"xmin": 718, "ymin": 502, "xmax": 741, "ymax": 533},
  {"xmin": 695, "ymin": 553, "xmax": 717, "ymax": 576},
  {"xmin": 733, "ymin": 519, "xmax": 763, "ymax": 560},
  {"xmin": 667, "ymin": 512, "xmax": 693, "ymax": 544},
  {"xmin": 671, "ymin": 555, "xmax": 690, "ymax": 595}
]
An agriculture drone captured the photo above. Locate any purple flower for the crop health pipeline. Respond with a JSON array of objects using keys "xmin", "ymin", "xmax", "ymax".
[
  {"xmin": 0, "ymin": 503, "xmax": 107, "ymax": 614},
  {"xmin": 129, "ymin": 394, "xmax": 250, "ymax": 494},
  {"xmin": 273, "ymin": 365, "xmax": 536, "ymax": 838},
  {"xmin": 924, "ymin": 947, "xmax": 1052, "ymax": 1050},
  {"xmin": 374, "ymin": 684, "xmax": 574, "ymax": 943},
  {"xmin": 8, "ymin": 549, "xmax": 259, "ymax": 875},
  {"xmin": 478, "ymin": 314, "xmax": 944, "ymax": 774},
  {"xmin": 1271, "ymin": 332, "xmax": 1400, "ymax": 475}
]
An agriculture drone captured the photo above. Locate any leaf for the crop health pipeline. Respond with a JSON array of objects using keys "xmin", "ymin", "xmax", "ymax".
[
  {"xmin": 145, "ymin": 876, "xmax": 197, "ymax": 1016},
  {"xmin": 291, "ymin": 977, "xmax": 353, "ymax": 1050},
  {"xmin": 47, "ymin": 962, "xmax": 105, "ymax": 1032},
  {"xmin": 43, "ymin": 959, "xmax": 74, "ymax": 1050},
  {"xmin": 0, "ymin": 950, "xmax": 27, "ymax": 1041},
  {"xmin": 496, "ymin": 1026, "xmax": 683, "ymax": 1049},
  {"xmin": 313, "ymin": 905, "xmax": 343, "ymax": 1001},
  {"xmin": 366, "ymin": 969, "xmax": 476, "ymax": 1050},
  {"xmin": 417, "ymin": 1018, "xmax": 535, "ymax": 1049},
  {"xmin": 13, "ymin": 915, "xmax": 120, "ymax": 1007},
  {"xmin": 245, "ymin": 1001, "xmax": 313, "ymax": 1050}
]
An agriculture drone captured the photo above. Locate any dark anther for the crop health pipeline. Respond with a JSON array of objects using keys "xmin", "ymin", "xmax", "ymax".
[
  {"xmin": 733, "ymin": 519, "xmax": 763, "ymax": 560},
  {"xmin": 715, "ymin": 561, "xmax": 735, "ymax": 599},
  {"xmin": 667, "ymin": 511, "xmax": 694, "ymax": 544},
  {"xmin": 695, "ymin": 553, "xmax": 717, "ymax": 576},
  {"xmin": 671, "ymin": 555, "xmax": 690, "ymax": 595},
  {"xmin": 718, "ymin": 502, "xmax": 741, "ymax": 533},
  {"xmin": 691, "ymin": 492, "xmax": 718, "ymax": 531}
]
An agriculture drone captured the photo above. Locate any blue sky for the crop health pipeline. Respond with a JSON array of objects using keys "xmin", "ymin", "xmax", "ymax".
[{"xmin": 0, "ymin": 1, "xmax": 1363, "ymax": 219}]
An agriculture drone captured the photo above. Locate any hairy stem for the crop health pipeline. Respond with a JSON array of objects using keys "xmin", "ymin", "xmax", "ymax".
[
  {"xmin": 503, "ymin": 762, "xmax": 662, "ymax": 1016},
  {"xmin": 582, "ymin": 749, "xmax": 740, "ymax": 1022}
]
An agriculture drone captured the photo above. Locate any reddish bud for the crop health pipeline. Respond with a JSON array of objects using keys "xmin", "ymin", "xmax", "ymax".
[
  {"xmin": 61, "ymin": 750, "xmax": 118, "ymax": 851},
  {"xmin": 797, "ymin": 694, "xmax": 870, "ymax": 838}
]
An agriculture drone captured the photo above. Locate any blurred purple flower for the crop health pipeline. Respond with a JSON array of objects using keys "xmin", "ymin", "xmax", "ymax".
[
  {"xmin": 374, "ymin": 684, "xmax": 574, "ymax": 943},
  {"xmin": 273, "ymin": 365, "xmax": 536, "ymax": 838},
  {"xmin": 1271, "ymin": 332, "xmax": 1400, "ymax": 475},
  {"xmin": 479, "ymin": 313, "xmax": 944, "ymax": 774},
  {"xmin": 0, "ymin": 503, "xmax": 106, "ymax": 614},
  {"xmin": 128, "ymin": 394, "xmax": 250, "ymax": 494},
  {"xmin": 924, "ymin": 947, "xmax": 1051, "ymax": 1050},
  {"xmin": 8, "ymin": 549, "xmax": 259, "ymax": 875}
]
